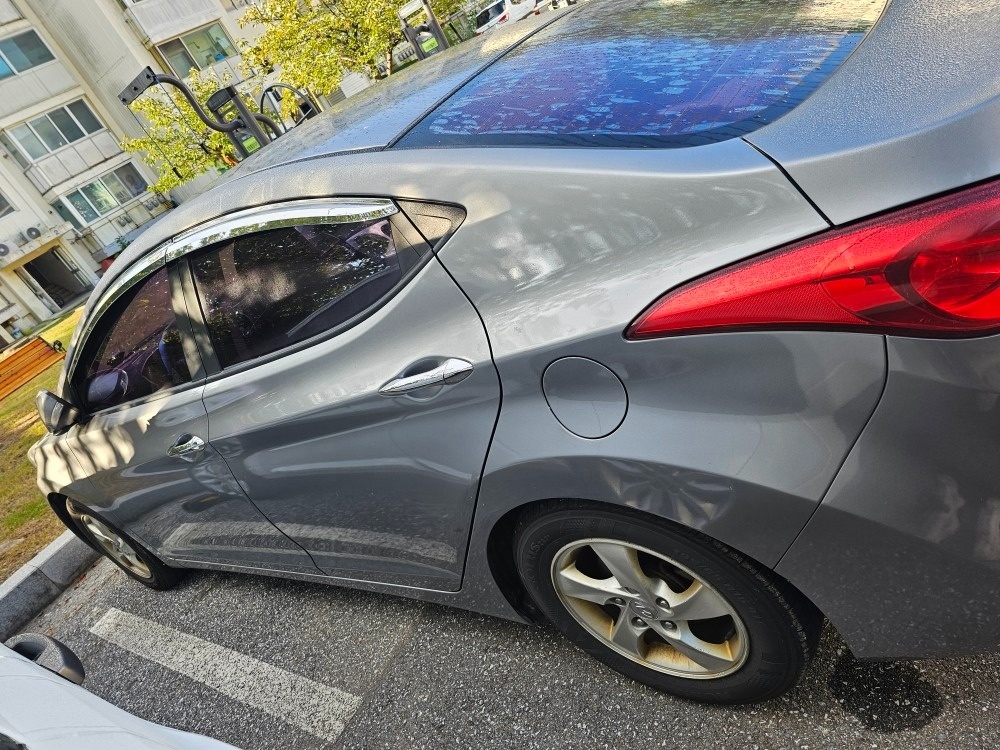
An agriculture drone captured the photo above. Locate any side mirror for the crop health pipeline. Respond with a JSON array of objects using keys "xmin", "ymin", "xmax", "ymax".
[
  {"xmin": 35, "ymin": 390, "xmax": 81, "ymax": 434},
  {"xmin": 85, "ymin": 369, "xmax": 128, "ymax": 409},
  {"xmin": 4, "ymin": 633, "xmax": 85, "ymax": 685}
]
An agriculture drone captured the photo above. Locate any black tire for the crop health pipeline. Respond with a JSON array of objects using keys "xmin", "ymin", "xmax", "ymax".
[
  {"xmin": 65, "ymin": 499, "xmax": 186, "ymax": 590},
  {"xmin": 513, "ymin": 502, "xmax": 822, "ymax": 704}
]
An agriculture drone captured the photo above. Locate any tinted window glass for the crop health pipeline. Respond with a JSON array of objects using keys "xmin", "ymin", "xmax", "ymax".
[
  {"xmin": 191, "ymin": 218, "xmax": 415, "ymax": 368},
  {"xmin": 159, "ymin": 39, "xmax": 195, "ymax": 75},
  {"xmin": 79, "ymin": 267, "xmax": 192, "ymax": 410},
  {"xmin": 29, "ymin": 115, "xmax": 66, "ymax": 151},
  {"xmin": 102, "ymin": 173, "xmax": 131, "ymax": 205},
  {"xmin": 51, "ymin": 199, "xmax": 80, "ymax": 229},
  {"xmin": 48, "ymin": 108, "xmax": 84, "ymax": 142},
  {"xmin": 0, "ymin": 132, "xmax": 28, "ymax": 168},
  {"xmin": 68, "ymin": 100, "xmax": 102, "ymax": 133},
  {"xmin": 0, "ymin": 31, "xmax": 54, "ymax": 72},
  {"xmin": 114, "ymin": 164, "xmax": 148, "ymax": 196},
  {"xmin": 81, "ymin": 181, "xmax": 117, "ymax": 214},
  {"xmin": 184, "ymin": 24, "xmax": 237, "ymax": 68},
  {"xmin": 401, "ymin": 0, "xmax": 886, "ymax": 150},
  {"xmin": 12, "ymin": 124, "xmax": 48, "ymax": 159},
  {"xmin": 65, "ymin": 190, "xmax": 99, "ymax": 222}
]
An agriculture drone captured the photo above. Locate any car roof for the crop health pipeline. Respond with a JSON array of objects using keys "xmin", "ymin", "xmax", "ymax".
[{"xmin": 85, "ymin": 0, "xmax": 889, "ymax": 333}]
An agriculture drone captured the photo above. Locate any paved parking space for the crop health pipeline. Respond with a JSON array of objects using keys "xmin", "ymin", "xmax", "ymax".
[{"xmin": 25, "ymin": 560, "xmax": 1000, "ymax": 749}]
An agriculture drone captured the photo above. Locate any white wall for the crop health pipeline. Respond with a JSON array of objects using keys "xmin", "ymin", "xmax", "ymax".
[{"xmin": 0, "ymin": 60, "xmax": 78, "ymax": 122}]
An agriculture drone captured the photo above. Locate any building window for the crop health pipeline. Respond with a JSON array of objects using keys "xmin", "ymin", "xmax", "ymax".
[
  {"xmin": 53, "ymin": 164, "xmax": 149, "ymax": 227},
  {"xmin": 2, "ymin": 101, "xmax": 104, "ymax": 163},
  {"xmin": 0, "ymin": 132, "xmax": 28, "ymax": 169},
  {"xmin": 0, "ymin": 190, "xmax": 14, "ymax": 218},
  {"xmin": 0, "ymin": 31, "xmax": 55, "ymax": 80},
  {"xmin": 157, "ymin": 24, "xmax": 237, "ymax": 75}
]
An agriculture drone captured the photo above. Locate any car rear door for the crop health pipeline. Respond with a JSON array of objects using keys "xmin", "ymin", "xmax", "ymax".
[
  {"xmin": 59, "ymin": 254, "xmax": 320, "ymax": 574},
  {"xmin": 175, "ymin": 199, "xmax": 501, "ymax": 592}
]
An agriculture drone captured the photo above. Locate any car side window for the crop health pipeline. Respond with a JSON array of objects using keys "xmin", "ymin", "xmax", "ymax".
[
  {"xmin": 76, "ymin": 266, "xmax": 192, "ymax": 411},
  {"xmin": 189, "ymin": 217, "xmax": 419, "ymax": 369}
]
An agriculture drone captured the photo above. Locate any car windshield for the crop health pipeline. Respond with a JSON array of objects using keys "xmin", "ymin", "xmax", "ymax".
[{"xmin": 475, "ymin": 1, "xmax": 505, "ymax": 28}]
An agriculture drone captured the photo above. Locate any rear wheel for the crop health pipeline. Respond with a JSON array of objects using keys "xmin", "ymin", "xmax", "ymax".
[
  {"xmin": 66, "ymin": 499, "xmax": 185, "ymax": 590},
  {"xmin": 514, "ymin": 504, "xmax": 822, "ymax": 704}
]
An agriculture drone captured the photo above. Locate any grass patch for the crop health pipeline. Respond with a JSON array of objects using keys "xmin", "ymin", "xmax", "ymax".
[
  {"xmin": 33, "ymin": 306, "xmax": 84, "ymax": 350},
  {"xmin": 1, "ymin": 497, "xmax": 49, "ymax": 534},
  {"xmin": 0, "ymin": 306, "xmax": 85, "ymax": 580}
]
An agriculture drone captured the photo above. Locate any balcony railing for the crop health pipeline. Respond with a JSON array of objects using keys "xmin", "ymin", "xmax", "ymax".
[
  {"xmin": 23, "ymin": 131, "xmax": 123, "ymax": 195},
  {"xmin": 125, "ymin": 0, "xmax": 221, "ymax": 45},
  {"xmin": 0, "ymin": 62, "xmax": 77, "ymax": 120}
]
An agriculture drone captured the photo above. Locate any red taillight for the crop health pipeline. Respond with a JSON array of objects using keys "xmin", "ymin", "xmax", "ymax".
[
  {"xmin": 627, "ymin": 179, "xmax": 1000, "ymax": 339},
  {"xmin": 497, "ymin": 12, "xmax": 509, "ymax": 22}
]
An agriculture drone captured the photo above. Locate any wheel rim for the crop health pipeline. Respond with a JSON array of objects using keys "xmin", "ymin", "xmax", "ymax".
[
  {"xmin": 550, "ymin": 538, "xmax": 749, "ymax": 679},
  {"xmin": 72, "ymin": 508, "xmax": 152, "ymax": 580}
]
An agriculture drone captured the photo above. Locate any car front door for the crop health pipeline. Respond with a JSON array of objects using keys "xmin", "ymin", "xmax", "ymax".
[
  {"xmin": 177, "ymin": 199, "xmax": 501, "ymax": 591},
  {"xmin": 61, "ymin": 255, "xmax": 320, "ymax": 574}
]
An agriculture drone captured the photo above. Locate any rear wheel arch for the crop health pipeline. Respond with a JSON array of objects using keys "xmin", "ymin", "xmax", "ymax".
[{"xmin": 486, "ymin": 497, "xmax": 826, "ymax": 630}]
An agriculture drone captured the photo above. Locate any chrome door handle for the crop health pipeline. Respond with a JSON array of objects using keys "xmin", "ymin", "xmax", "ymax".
[
  {"xmin": 167, "ymin": 433, "xmax": 206, "ymax": 457},
  {"xmin": 379, "ymin": 358, "xmax": 474, "ymax": 395}
]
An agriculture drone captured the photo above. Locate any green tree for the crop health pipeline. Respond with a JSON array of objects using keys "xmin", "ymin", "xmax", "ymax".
[
  {"xmin": 238, "ymin": 0, "xmax": 466, "ymax": 101},
  {"xmin": 120, "ymin": 69, "xmax": 246, "ymax": 194}
]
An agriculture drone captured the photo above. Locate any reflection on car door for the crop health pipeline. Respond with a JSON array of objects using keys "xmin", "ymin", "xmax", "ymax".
[
  {"xmin": 63, "ymin": 262, "xmax": 321, "ymax": 574},
  {"xmin": 186, "ymin": 210, "xmax": 501, "ymax": 591}
]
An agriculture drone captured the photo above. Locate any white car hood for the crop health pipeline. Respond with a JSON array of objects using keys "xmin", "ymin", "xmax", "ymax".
[{"xmin": 0, "ymin": 646, "xmax": 238, "ymax": 750}]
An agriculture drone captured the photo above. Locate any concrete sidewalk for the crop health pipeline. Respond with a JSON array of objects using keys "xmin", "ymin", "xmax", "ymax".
[{"xmin": 0, "ymin": 530, "xmax": 97, "ymax": 639}]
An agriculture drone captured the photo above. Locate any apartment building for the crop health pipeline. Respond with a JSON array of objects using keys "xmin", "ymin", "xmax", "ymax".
[{"xmin": 0, "ymin": 0, "xmax": 261, "ymax": 345}]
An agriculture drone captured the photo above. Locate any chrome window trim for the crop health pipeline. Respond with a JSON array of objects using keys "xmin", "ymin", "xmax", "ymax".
[
  {"xmin": 164, "ymin": 198, "xmax": 399, "ymax": 262},
  {"xmin": 67, "ymin": 198, "xmax": 399, "ymax": 395}
]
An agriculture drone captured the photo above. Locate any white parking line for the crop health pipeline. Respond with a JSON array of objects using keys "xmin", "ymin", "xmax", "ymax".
[{"xmin": 90, "ymin": 608, "xmax": 362, "ymax": 743}]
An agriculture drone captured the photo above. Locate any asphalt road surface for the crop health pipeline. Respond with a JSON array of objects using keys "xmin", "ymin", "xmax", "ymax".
[{"xmin": 25, "ymin": 559, "xmax": 1000, "ymax": 749}]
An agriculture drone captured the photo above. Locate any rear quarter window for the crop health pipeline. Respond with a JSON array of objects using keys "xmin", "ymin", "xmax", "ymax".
[
  {"xmin": 190, "ymin": 218, "xmax": 426, "ymax": 369},
  {"xmin": 399, "ymin": 0, "xmax": 887, "ymax": 149}
]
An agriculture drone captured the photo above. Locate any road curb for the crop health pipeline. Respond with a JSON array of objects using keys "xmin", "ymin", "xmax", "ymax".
[{"xmin": 0, "ymin": 531, "xmax": 98, "ymax": 640}]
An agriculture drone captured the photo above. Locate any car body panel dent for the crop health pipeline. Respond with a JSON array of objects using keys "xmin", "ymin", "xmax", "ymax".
[
  {"xmin": 777, "ymin": 333, "xmax": 1000, "ymax": 659},
  {"xmin": 473, "ymin": 330, "xmax": 886, "ymax": 571}
]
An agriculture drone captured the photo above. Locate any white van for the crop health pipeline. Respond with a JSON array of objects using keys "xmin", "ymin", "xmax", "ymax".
[{"xmin": 474, "ymin": 0, "xmax": 540, "ymax": 36}]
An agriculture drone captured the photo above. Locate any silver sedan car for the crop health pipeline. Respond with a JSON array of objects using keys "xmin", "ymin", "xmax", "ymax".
[{"xmin": 29, "ymin": 0, "xmax": 1000, "ymax": 704}]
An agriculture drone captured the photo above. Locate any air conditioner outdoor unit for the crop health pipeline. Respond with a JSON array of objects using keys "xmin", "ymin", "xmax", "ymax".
[
  {"xmin": 17, "ymin": 226, "xmax": 43, "ymax": 245},
  {"xmin": 0, "ymin": 243, "xmax": 11, "ymax": 258}
]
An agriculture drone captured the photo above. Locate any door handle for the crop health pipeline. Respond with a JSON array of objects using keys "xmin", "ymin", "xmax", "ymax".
[
  {"xmin": 379, "ymin": 358, "xmax": 474, "ymax": 395},
  {"xmin": 167, "ymin": 433, "xmax": 206, "ymax": 458}
]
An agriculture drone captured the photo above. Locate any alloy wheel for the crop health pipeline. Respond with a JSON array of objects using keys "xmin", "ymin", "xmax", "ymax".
[{"xmin": 550, "ymin": 538, "xmax": 748, "ymax": 679}]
